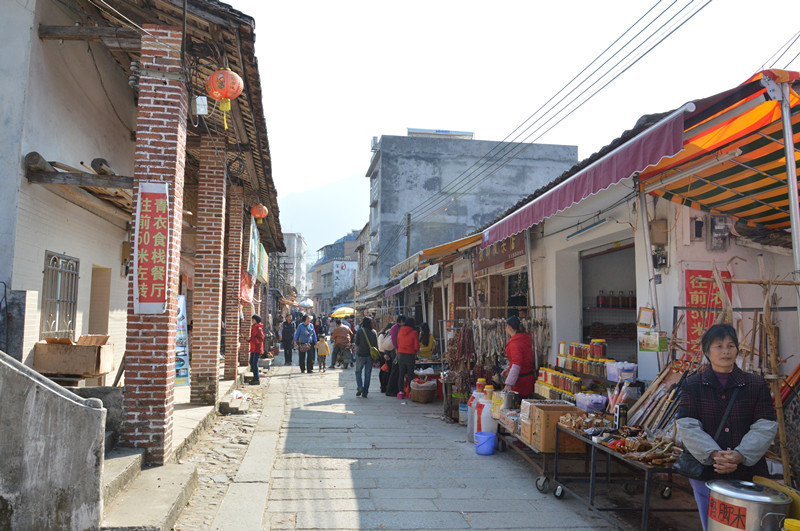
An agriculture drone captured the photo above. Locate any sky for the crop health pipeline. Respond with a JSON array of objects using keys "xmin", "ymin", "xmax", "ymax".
[{"xmin": 227, "ymin": 0, "xmax": 800, "ymax": 260}]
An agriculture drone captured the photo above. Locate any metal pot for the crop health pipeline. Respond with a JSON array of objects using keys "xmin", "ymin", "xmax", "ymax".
[{"xmin": 706, "ymin": 480, "xmax": 792, "ymax": 531}]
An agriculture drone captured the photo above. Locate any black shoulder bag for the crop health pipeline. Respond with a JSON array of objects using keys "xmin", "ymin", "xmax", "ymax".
[{"xmin": 673, "ymin": 386, "xmax": 740, "ymax": 479}]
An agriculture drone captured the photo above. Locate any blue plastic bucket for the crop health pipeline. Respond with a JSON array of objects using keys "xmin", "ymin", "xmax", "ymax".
[{"xmin": 474, "ymin": 432, "xmax": 496, "ymax": 455}]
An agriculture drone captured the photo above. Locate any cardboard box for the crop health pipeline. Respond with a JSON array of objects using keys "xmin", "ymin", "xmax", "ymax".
[
  {"xmin": 34, "ymin": 335, "xmax": 114, "ymax": 377},
  {"xmin": 529, "ymin": 404, "xmax": 585, "ymax": 453},
  {"xmin": 499, "ymin": 408, "xmax": 520, "ymax": 434},
  {"xmin": 519, "ymin": 418, "xmax": 533, "ymax": 445},
  {"xmin": 521, "ymin": 399, "xmax": 574, "ymax": 420}
]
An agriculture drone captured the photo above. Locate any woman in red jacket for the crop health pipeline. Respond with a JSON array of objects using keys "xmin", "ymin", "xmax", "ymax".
[
  {"xmin": 248, "ymin": 315, "xmax": 265, "ymax": 385},
  {"xmin": 502, "ymin": 316, "xmax": 535, "ymax": 397},
  {"xmin": 395, "ymin": 317, "xmax": 420, "ymax": 398}
]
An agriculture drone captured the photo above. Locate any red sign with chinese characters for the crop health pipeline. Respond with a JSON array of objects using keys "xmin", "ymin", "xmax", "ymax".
[
  {"xmin": 709, "ymin": 495, "xmax": 747, "ymax": 529},
  {"xmin": 134, "ymin": 182, "xmax": 170, "ymax": 313},
  {"xmin": 684, "ymin": 269, "xmax": 732, "ymax": 350},
  {"xmin": 475, "ymin": 235, "xmax": 525, "ymax": 272}
]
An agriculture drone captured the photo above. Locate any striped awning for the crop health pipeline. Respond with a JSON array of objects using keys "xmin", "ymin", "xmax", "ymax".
[{"xmin": 640, "ymin": 70, "xmax": 800, "ymax": 230}]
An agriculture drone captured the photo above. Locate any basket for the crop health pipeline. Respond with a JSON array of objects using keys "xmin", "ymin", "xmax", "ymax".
[{"xmin": 409, "ymin": 387, "xmax": 435, "ymax": 403}]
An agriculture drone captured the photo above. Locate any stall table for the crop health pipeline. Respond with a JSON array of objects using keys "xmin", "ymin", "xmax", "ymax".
[
  {"xmin": 496, "ymin": 427, "xmax": 586, "ymax": 493},
  {"xmin": 553, "ymin": 425, "xmax": 694, "ymax": 531}
]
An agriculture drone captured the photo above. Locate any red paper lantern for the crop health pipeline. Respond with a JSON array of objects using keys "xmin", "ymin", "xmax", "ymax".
[
  {"xmin": 251, "ymin": 204, "xmax": 268, "ymax": 224},
  {"xmin": 206, "ymin": 68, "xmax": 244, "ymax": 129}
]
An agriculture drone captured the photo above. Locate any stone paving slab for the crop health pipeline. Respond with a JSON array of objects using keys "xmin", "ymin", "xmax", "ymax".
[
  {"xmin": 266, "ymin": 497, "xmax": 377, "ymax": 512},
  {"xmin": 210, "ymin": 483, "xmax": 269, "ymax": 530},
  {"xmin": 293, "ymin": 510, "xmax": 471, "ymax": 530},
  {"xmin": 267, "ymin": 488, "xmax": 371, "ymax": 500}
]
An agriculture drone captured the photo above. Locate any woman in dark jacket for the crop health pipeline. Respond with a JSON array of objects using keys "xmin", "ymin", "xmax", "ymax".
[
  {"xmin": 248, "ymin": 315, "xmax": 264, "ymax": 385},
  {"xmin": 676, "ymin": 323, "xmax": 777, "ymax": 531},
  {"xmin": 354, "ymin": 317, "xmax": 378, "ymax": 398}
]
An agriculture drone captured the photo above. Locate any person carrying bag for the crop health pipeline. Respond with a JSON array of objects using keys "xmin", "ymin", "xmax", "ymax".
[{"xmin": 354, "ymin": 317, "xmax": 378, "ymax": 398}]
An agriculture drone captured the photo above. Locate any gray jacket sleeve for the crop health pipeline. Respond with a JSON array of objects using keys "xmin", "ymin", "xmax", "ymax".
[
  {"xmin": 676, "ymin": 417, "xmax": 720, "ymax": 465},
  {"xmin": 735, "ymin": 418, "xmax": 778, "ymax": 466}
]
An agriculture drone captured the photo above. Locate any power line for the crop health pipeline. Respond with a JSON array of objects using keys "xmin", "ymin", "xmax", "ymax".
[
  {"xmin": 378, "ymin": 0, "xmax": 708, "ymax": 258},
  {"xmin": 406, "ymin": 0, "xmax": 707, "ymax": 229}
]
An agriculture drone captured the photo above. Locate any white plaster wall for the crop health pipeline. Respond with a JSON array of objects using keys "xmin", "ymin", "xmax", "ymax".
[
  {"xmin": 530, "ymin": 187, "xmax": 800, "ymax": 381},
  {"xmin": 13, "ymin": 0, "xmax": 136, "ymax": 369}
]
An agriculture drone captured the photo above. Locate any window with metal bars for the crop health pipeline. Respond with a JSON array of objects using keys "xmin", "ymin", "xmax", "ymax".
[{"xmin": 40, "ymin": 251, "xmax": 80, "ymax": 340}]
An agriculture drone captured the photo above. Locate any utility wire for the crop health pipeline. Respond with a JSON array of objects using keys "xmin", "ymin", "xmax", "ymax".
[
  {"xmin": 406, "ymin": 0, "xmax": 706, "ymax": 230},
  {"xmin": 405, "ymin": 0, "xmax": 711, "ymax": 234},
  {"xmin": 402, "ymin": 0, "xmax": 677, "ymax": 223},
  {"xmin": 378, "ymin": 0, "xmax": 708, "ymax": 258}
]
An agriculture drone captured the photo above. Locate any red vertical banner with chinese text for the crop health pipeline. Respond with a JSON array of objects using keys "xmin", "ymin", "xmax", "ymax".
[
  {"xmin": 134, "ymin": 182, "xmax": 170, "ymax": 314},
  {"xmin": 684, "ymin": 269, "xmax": 732, "ymax": 351}
]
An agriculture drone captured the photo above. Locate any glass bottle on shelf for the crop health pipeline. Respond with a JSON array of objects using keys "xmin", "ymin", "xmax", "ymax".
[
  {"xmin": 597, "ymin": 290, "xmax": 606, "ymax": 308},
  {"xmin": 609, "ymin": 291, "xmax": 618, "ymax": 308},
  {"xmin": 628, "ymin": 290, "xmax": 635, "ymax": 309}
]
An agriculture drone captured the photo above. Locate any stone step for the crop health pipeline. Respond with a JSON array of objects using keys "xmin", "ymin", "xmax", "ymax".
[
  {"xmin": 102, "ymin": 447, "xmax": 145, "ymax": 509},
  {"xmin": 100, "ymin": 462, "xmax": 198, "ymax": 530}
]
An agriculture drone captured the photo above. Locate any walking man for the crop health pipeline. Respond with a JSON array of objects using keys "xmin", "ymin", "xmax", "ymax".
[
  {"xmin": 329, "ymin": 318, "xmax": 353, "ymax": 368},
  {"xmin": 278, "ymin": 314, "xmax": 296, "ymax": 366},
  {"xmin": 294, "ymin": 314, "xmax": 318, "ymax": 373}
]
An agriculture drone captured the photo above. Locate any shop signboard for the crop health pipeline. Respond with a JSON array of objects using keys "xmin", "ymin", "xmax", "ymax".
[
  {"xmin": 175, "ymin": 295, "xmax": 190, "ymax": 386},
  {"xmin": 247, "ymin": 216, "xmax": 259, "ymax": 277},
  {"xmin": 257, "ymin": 243, "xmax": 268, "ymax": 283},
  {"xmin": 133, "ymin": 182, "xmax": 169, "ymax": 314},
  {"xmin": 684, "ymin": 269, "xmax": 732, "ymax": 351},
  {"xmin": 475, "ymin": 234, "xmax": 525, "ymax": 273}
]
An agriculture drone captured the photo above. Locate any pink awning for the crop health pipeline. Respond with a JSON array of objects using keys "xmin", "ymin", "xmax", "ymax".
[
  {"xmin": 481, "ymin": 106, "xmax": 689, "ymax": 248},
  {"xmin": 384, "ymin": 284, "xmax": 403, "ymax": 297}
]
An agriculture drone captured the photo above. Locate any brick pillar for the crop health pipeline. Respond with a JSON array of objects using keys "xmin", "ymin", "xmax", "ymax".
[
  {"xmin": 190, "ymin": 137, "xmax": 226, "ymax": 405},
  {"xmin": 123, "ymin": 25, "xmax": 187, "ymax": 465},
  {"xmin": 224, "ymin": 186, "xmax": 243, "ymax": 379}
]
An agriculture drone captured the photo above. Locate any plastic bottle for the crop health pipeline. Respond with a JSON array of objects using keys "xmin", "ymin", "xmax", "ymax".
[
  {"xmin": 466, "ymin": 390, "xmax": 484, "ymax": 443},
  {"xmin": 475, "ymin": 394, "xmax": 499, "ymax": 435},
  {"xmin": 483, "ymin": 385, "xmax": 494, "ymax": 401},
  {"xmin": 476, "ymin": 378, "xmax": 486, "ymax": 392}
]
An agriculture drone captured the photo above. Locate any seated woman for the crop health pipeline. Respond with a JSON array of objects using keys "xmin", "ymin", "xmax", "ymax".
[
  {"xmin": 676, "ymin": 323, "xmax": 777, "ymax": 531},
  {"xmin": 417, "ymin": 323, "xmax": 437, "ymax": 359}
]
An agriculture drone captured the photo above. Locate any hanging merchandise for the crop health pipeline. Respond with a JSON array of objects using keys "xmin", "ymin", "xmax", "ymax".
[{"xmin": 206, "ymin": 68, "xmax": 244, "ymax": 130}]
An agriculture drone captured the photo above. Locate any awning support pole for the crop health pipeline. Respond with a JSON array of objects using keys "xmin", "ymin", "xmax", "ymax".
[
  {"xmin": 524, "ymin": 227, "xmax": 541, "ymax": 370},
  {"xmin": 638, "ymin": 184, "xmax": 661, "ymax": 333},
  {"xmin": 779, "ymin": 81, "xmax": 800, "ymax": 337}
]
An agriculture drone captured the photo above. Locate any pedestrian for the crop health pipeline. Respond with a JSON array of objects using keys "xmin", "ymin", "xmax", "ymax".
[
  {"xmin": 417, "ymin": 322, "xmax": 437, "ymax": 359},
  {"xmin": 315, "ymin": 334, "xmax": 330, "ymax": 372},
  {"xmin": 500, "ymin": 316, "xmax": 535, "ymax": 397},
  {"xmin": 248, "ymin": 315, "xmax": 264, "ymax": 385},
  {"xmin": 385, "ymin": 315, "xmax": 405, "ymax": 396},
  {"xmin": 329, "ymin": 318, "xmax": 353, "ymax": 368},
  {"xmin": 676, "ymin": 324, "xmax": 777, "ymax": 531},
  {"xmin": 354, "ymin": 317, "xmax": 378, "ymax": 398},
  {"xmin": 395, "ymin": 317, "xmax": 419, "ymax": 398},
  {"xmin": 277, "ymin": 314, "xmax": 296, "ymax": 366},
  {"xmin": 377, "ymin": 323, "xmax": 394, "ymax": 393},
  {"xmin": 293, "ymin": 314, "xmax": 318, "ymax": 373}
]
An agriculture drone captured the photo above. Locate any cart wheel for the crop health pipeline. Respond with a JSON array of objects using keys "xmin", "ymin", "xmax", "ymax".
[
  {"xmin": 553, "ymin": 485, "xmax": 565, "ymax": 499},
  {"xmin": 536, "ymin": 475, "xmax": 550, "ymax": 493},
  {"xmin": 660, "ymin": 487, "xmax": 672, "ymax": 500},
  {"xmin": 624, "ymin": 481, "xmax": 641, "ymax": 495},
  {"xmin": 497, "ymin": 438, "xmax": 507, "ymax": 452}
]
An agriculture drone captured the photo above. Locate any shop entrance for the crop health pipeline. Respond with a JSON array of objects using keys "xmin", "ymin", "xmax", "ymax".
[{"xmin": 580, "ymin": 241, "xmax": 637, "ymax": 362}]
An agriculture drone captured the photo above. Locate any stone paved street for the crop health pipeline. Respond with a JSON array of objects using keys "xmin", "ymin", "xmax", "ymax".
[{"xmin": 175, "ymin": 359, "xmax": 619, "ymax": 530}]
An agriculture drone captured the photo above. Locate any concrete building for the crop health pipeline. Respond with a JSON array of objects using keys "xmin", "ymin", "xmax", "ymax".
[
  {"xmin": 309, "ymin": 231, "xmax": 359, "ymax": 314},
  {"xmin": 365, "ymin": 129, "xmax": 577, "ymax": 287}
]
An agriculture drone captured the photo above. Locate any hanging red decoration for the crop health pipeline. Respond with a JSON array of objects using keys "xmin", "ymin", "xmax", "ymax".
[
  {"xmin": 251, "ymin": 204, "xmax": 268, "ymax": 224},
  {"xmin": 206, "ymin": 68, "xmax": 244, "ymax": 130}
]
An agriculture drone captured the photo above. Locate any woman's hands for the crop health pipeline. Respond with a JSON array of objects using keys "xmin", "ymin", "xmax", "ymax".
[
  {"xmin": 502, "ymin": 384, "xmax": 512, "ymax": 392},
  {"xmin": 711, "ymin": 449, "xmax": 744, "ymax": 474}
]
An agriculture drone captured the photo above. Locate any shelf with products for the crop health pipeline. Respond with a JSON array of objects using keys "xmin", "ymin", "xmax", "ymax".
[
  {"xmin": 584, "ymin": 306, "xmax": 637, "ymax": 311},
  {"xmin": 556, "ymin": 364, "xmax": 644, "ymax": 389}
]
